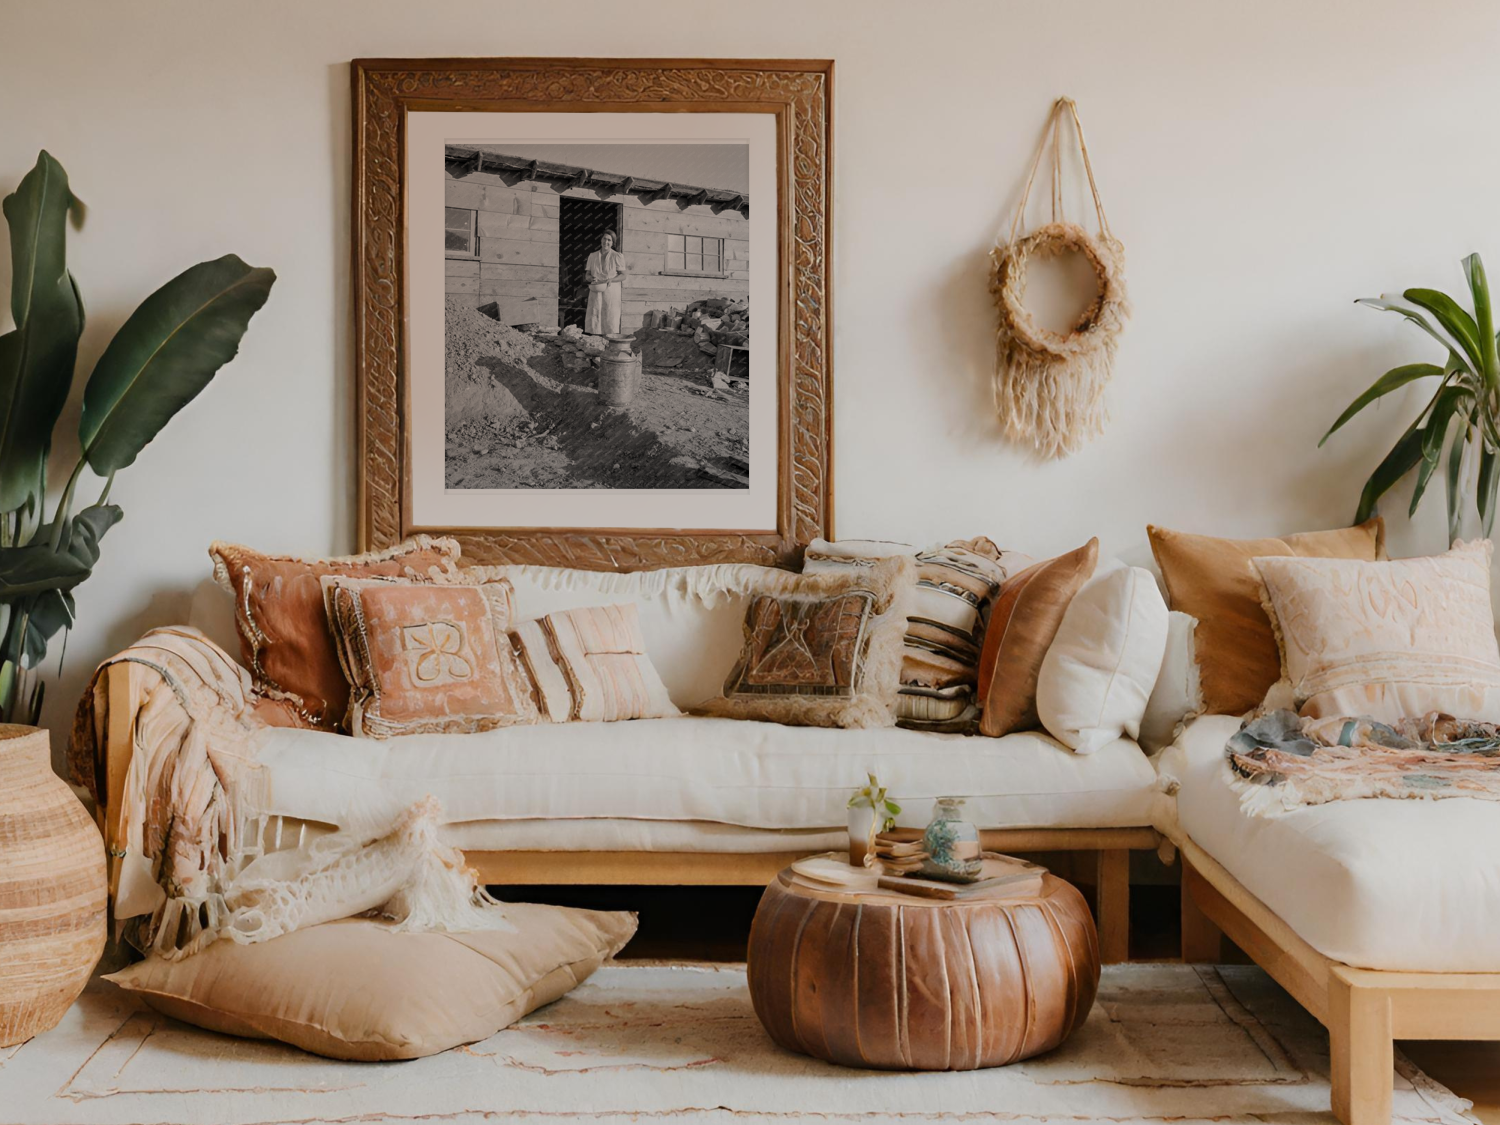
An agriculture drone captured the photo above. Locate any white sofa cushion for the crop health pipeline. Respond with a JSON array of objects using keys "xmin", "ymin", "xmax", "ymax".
[
  {"xmin": 226, "ymin": 717, "xmax": 1159, "ymax": 839},
  {"xmin": 1159, "ymin": 714, "xmax": 1500, "ymax": 972},
  {"xmin": 1035, "ymin": 565, "xmax": 1168, "ymax": 754}
]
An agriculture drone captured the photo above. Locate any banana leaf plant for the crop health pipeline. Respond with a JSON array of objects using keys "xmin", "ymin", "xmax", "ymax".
[
  {"xmin": 1323, "ymin": 253, "xmax": 1500, "ymax": 545},
  {"xmin": 0, "ymin": 150, "xmax": 274, "ymax": 724}
]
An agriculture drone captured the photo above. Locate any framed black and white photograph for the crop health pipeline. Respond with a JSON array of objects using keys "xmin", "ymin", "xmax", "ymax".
[{"xmin": 352, "ymin": 58, "xmax": 833, "ymax": 570}]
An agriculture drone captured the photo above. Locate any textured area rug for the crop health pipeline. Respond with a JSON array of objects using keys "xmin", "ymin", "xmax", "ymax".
[{"xmin": 0, "ymin": 962, "xmax": 1475, "ymax": 1124}]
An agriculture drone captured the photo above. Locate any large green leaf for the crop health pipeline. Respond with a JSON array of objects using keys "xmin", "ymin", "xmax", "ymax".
[
  {"xmin": 1411, "ymin": 386, "xmax": 1469, "ymax": 516},
  {"xmin": 1320, "ymin": 362, "xmax": 1443, "ymax": 446},
  {"xmin": 1481, "ymin": 446, "xmax": 1500, "ymax": 537},
  {"xmin": 1357, "ymin": 295, "xmax": 1472, "ymax": 368},
  {"xmin": 0, "ymin": 542, "xmax": 90, "ymax": 598},
  {"xmin": 0, "ymin": 151, "xmax": 84, "ymax": 512},
  {"xmin": 1404, "ymin": 288, "xmax": 1483, "ymax": 373},
  {"xmin": 1446, "ymin": 416, "xmax": 1472, "ymax": 544},
  {"xmin": 79, "ymin": 254, "xmax": 274, "ymax": 474},
  {"xmin": 1355, "ymin": 423, "xmax": 1426, "ymax": 524},
  {"xmin": 1462, "ymin": 253, "xmax": 1500, "ymax": 391}
]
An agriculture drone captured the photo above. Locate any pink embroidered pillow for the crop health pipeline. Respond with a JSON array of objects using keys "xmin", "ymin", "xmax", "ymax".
[
  {"xmin": 1254, "ymin": 540, "xmax": 1500, "ymax": 722},
  {"xmin": 323, "ymin": 575, "xmax": 539, "ymax": 738},
  {"xmin": 510, "ymin": 604, "xmax": 679, "ymax": 723}
]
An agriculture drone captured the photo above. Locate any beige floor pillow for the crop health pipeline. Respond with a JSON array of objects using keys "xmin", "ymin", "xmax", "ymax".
[{"xmin": 105, "ymin": 903, "xmax": 637, "ymax": 1060}]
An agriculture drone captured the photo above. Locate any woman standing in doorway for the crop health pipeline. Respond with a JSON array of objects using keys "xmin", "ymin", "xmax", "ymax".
[{"xmin": 584, "ymin": 229, "xmax": 627, "ymax": 336}]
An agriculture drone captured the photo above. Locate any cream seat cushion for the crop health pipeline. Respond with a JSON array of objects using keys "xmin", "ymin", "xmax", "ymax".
[
  {"xmin": 1158, "ymin": 714, "xmax": 1500, "ymax": 972},
  {"xmin": 105, "ymin": 905, "xmax": 637, "ymax": 1060},
  {"xmin": 223, "ymin": 717, "xmax": 1160, "ymax": 836}
]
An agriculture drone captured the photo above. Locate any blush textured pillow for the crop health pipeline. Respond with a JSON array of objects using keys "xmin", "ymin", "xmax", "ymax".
[
  {"xmin": 1147, "ymin": 519, "xmax": 1385, "ymax": 717},
  {"xmin": 210, "ymin": 537, "xmax": 461, "ymax": 729},
  {"xmin": 1035, "ymin": 565, "xmax": 1169, "ymax": 754},
  {"xmin": 323, "ymin": 574, "xmax": 539, "ymax": 738},
  {"xmin": 510, "ymin": 603, "xmax": 679, "ymax": 723},
  {"xmin": 1254, "ymin": 540, "xmax": 1500, "ymax": 722},
  {"xmin": 977, "ymin": 539, "xmax": 1099, "ymax": 738},
  {"xmin": 698, "ymin": 555, "xmax": 916, "ymax": 729},
  {"xmin": 105, "ymin": 905, "xmax": 637, "ymax": 1061}
]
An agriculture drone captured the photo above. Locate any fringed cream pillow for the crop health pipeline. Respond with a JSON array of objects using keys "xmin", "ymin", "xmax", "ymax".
[
  {"xmin": 1254, "ymin": 540, "xmax": 1500, "ymax": 722},
  {"xmin": 696, "ymin": 555, "xmax": 916, "ymax": 729}
]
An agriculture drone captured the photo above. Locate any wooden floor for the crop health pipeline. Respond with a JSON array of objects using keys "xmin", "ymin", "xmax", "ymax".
[{"xmin": 502, "ymin": 881, "xmax": 1500, "ymax": 1116}]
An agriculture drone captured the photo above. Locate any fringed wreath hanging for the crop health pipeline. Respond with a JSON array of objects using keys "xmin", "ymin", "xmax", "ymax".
[{"xmin": 990, "ymin": 98, "xmax": 1129, "ymax": 460}]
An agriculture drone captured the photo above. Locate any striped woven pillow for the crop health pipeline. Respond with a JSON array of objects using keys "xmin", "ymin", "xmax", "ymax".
[{"xmin": 803, "ymin": 538, "xmax": 1031, "ymax": 732}]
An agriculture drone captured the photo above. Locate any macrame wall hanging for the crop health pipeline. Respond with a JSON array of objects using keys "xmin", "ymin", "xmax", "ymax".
[{"xmin": 990, "ymin": 97, "xmax": 1129, "ymax": 460}]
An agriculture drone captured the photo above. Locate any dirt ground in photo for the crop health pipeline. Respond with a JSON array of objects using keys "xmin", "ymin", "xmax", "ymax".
[{"xmin": 444, "ymin": 297, "xmax": 750, "ymax": 490}]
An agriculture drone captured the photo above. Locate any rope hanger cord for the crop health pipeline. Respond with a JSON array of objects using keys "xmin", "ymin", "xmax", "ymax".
[{"xmin": 989, "ymin": 97, "xmax": 1130, "ymax": 461}]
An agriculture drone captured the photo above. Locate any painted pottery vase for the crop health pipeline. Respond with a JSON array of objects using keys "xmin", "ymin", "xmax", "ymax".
[
  {"xmin": 0, "ymin": 725, "xmax": 106, "ymax": 1046},
  {"xmin": 748, "ymin": 870, "xmax": 1100, "ymax": 1070},
  {"xmin": 921, "ymin": 796, "xmax": 983, "ymax": 882},
  {"xmin": 598, "ymin": 334, "xmax": 641, "ymax": 407}
]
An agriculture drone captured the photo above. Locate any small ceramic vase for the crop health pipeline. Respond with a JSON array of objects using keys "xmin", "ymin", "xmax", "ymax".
[
  {"xmin": 921, "ymin": 797, "xmax": 983, "ymax": 883},
  {"xmin": 847, "ymin": 805, "xmax": 877, "ymax": 868}
]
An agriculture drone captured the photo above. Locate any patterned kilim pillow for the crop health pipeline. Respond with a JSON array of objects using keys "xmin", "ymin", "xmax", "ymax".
[
  {"xmin": 698, "ymin": 555, "xmax": 916, "ymax": 729},
  {"xmin": 803, "ymin": 538, "xmax": 1029, "ymax": 732},
  {"xmin": 322, "ymin": 574, "xmax": 539, "ymax": 738}
]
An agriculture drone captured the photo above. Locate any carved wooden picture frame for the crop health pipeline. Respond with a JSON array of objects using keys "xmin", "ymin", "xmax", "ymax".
[{"xmin": 351, "ymin": 58, "xmax": 833, "ymax": 570}]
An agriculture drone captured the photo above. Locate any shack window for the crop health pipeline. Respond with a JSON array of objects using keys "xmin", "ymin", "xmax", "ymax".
[
  {"xmin": 445, "ymin": 207, "xmax": 477, "ymax": 257},
  {"xmin": 664, "ymin": 234, "xmax": 725, "ymax": 276}
]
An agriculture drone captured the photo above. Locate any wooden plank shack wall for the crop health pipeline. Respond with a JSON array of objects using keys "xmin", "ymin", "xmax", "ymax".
[
  {"xmin": 444, "ymin": 169, "xmax": 749, "ymax": 330},
  {"xmin": 445, "ymin": 171, "xmax": 560, "ymax": 327},
  {"xmin": 616, "ymin": 195, "xmax": 749, "ymax": 332}
]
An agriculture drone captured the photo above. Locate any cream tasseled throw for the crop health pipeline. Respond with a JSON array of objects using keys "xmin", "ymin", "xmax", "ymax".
[{"xmin": 70, "ymin": 627, "xmax": 512, "ymax": 960}]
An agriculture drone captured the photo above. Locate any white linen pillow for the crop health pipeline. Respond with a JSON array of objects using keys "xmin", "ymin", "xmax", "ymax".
[
  {"xmin": 1036, "ymin": 565, "xmax": 1169, "ymax": 754},
  {"xmin": 1253, "ymin": 539, "xmax": 1500, "ymax": 722},
  {"xmin": 1138, "ymin": 611, "xmax": 1203, "ymax": 752}
]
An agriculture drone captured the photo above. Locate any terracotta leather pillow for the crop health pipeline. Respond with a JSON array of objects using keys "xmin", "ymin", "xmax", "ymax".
[
  {"xmin": 323, "ymin": 575, "xmax": 540, "ymax": 738},
  {"xmin": 1147, "ymin": 518, "xmax": 1385, "ymax": 716},
  {"xmin": 977, "ymin": 538, "xmax": 1099, "ymax": 738},
  {"xmin": 210, "ymin": 537, "xmax": 461, "ymax": 730},
  {"xmin": 105, "ymin": 905, "xmax": 637, "ymax": 1061}
]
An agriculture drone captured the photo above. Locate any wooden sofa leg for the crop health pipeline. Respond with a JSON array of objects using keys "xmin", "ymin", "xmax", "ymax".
[
  {"xmin": 1328, "ymin": 970, "xmax": 1393, "ymax": 1125},
  {"xmin": 1179, "ymin": 860, "xmax": 1223, "ymax": 963},
  {"xmin": 1095, "ymin": 849, "xmax": 1129, "ymax": 964}
]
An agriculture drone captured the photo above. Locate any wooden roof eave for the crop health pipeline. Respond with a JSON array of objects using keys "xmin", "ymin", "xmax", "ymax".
[{"xmin": 444, "ymin": 145, "xmax": 749, "ymax": 219}]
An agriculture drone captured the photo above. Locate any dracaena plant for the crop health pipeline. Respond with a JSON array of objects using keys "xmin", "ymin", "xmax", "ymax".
[
  {"xmin": 1323, "ymin": 253, "xmax": 1500, "ymax": 544},
  {"xmin": 0, "ymin": 151, "xmax": 274, "ymax": 725}
]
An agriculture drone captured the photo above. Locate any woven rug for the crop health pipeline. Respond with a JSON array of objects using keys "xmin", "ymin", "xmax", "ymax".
[{"xmin": 0, "ymin": 963, "xmax": 1475, "ymax": 1124}]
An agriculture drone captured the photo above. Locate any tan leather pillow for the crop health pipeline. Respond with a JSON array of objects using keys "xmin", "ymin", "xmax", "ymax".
[
  {"xmin": 105, "ymin": 905, "xmax": 637, "ymax": 1061},
  {"xmin": 977, "ymin": 539, "xmax": 1099, "ymax": 738},
  {"xmin": 210, "ymin": 537, "xmax": 461, "ymax": 730},
  {"xmin": 323, "ymin": 575, "xmax": 540, "ymax": 737},
  {"xmin": 1147, "ymin": 519, "xmax": 1385, "ymax": 716}
]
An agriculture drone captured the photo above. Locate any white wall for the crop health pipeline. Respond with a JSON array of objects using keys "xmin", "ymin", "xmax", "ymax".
[{"xmin": 2, "ymin": 0, "xmax": 1496, "ymax": 748}]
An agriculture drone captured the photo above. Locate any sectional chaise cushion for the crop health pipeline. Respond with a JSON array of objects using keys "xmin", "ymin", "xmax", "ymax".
[
  {"xmin": 1159, "ymin": 714, "xmax": 1500, "ymax": 972},
  {"xmin": 217, "ymin": 717, "xmax": 1160, "ymax": 837}
]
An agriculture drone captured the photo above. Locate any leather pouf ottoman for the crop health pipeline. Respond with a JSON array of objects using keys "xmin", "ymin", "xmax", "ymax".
[{"xmin": 747, "ymin": 869, "xmax": 1099, "ymax": 1070}]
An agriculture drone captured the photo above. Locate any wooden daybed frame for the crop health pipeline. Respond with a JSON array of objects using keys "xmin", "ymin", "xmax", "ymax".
[
  {"xmin": 99, "ymin": 662, "xmax": 1156, "ymax": 964},
  {"xmin": 1178, "ymin": 835, "xmax": 1500, "ymax": 1125}
]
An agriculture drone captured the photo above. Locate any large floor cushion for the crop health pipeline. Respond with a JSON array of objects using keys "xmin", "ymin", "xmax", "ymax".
[
  {"xmin": 225, "ymin": 717, "xmax": 1159, "ymax": 838},
  {"xmin": 1160, "ymin": 715, "xmax": 1500, "ymax": 972}
]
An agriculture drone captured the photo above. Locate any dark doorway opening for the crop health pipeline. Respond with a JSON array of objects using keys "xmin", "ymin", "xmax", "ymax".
[{"xmin": 558, "ymin": 197, "xmax": 623, "ymax": 330}]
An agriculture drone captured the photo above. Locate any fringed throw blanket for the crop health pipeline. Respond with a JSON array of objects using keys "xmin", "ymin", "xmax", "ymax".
[
  {"xmin": 1227, "ymin": 708, "xmax": 1500, "ymax": 816},
  {"xmin": 70, "ymin": 627, "xmax": 512, "ymax": 960}
]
